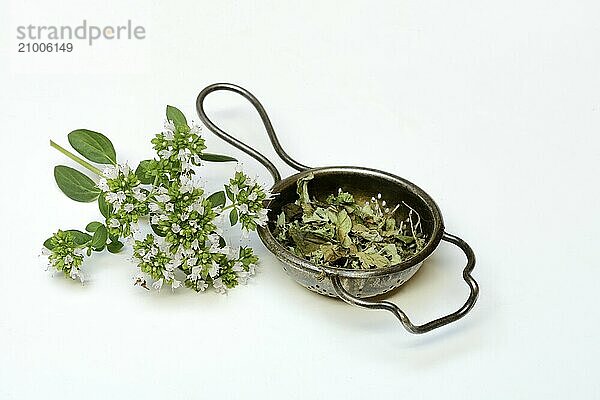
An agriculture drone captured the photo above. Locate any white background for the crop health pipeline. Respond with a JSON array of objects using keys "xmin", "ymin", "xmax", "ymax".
[{"xmin": 1, "ymin": 0, "xmax": 599, "ymax": 398}]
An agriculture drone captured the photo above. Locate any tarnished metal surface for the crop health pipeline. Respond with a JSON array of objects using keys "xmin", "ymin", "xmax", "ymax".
[{"xmin": 255, "ymin": 166, "xmax": 443, "ymax": 298}]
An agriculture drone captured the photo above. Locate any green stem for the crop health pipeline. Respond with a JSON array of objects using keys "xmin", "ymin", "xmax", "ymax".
[
  {"xmin": 221, "ymin": 204, "xmax": 236, "ymax": 212},
  {"xmin": 50, "ymin": 140, "xmax": 103, "ymax": 176}
]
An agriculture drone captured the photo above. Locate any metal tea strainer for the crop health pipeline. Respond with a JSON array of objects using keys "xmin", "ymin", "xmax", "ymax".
[{"xmin": 196, "ymin": 83, "xmax": 479, "ymax": 334}]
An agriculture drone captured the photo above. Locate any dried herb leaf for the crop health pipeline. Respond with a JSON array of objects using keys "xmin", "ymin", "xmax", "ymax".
[
  {"xmin": 296, "ymin": 173, "xmax": 314, "ymax": 205},
  {"xmin": 356, "ymin": 250, "xmax": 389, "ymax": 269},
  {"xmin": 336, "ymin": 209, "xmax": 352, "ymax": 248},
  {"xmin": 289, "ymin": 225, "xmax": 326, "ymax": 255},
  {"xmin": 283, "ymin": 203, "xmax": 303, "ymax": 221},
  {"xmin": 274, "ymin": 177, "xmax": 430, "ymax": 270},
  {"xmin": 276, "ymin": 212, "xmax": 286, "ymax": 229}
]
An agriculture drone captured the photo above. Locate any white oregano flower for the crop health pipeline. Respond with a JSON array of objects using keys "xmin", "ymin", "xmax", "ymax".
[
  {"xmin": 98, "ymin": 178, "xmax": 109, "ymax": 191},
  {"xmin": 45, "ymin": 105, "xmax": 265, "ymax": 294}
]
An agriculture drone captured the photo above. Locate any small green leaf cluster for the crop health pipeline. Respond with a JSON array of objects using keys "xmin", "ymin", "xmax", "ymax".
[
  {"xmin": 140, "ymin": 108, "xmax": 235, "ymax": 185},
  {"xmin": 151, "ymin": 120, "xmax": 206, "ymax": 175},
  {"xmin": 98, "ymin": 164, "xmax": 149, "ymax": 238},
  {"xmin": 42, "ymin": 230, "xmax": 88, "ymax": 282},
  {"xmin": 225, "ymin": 169, "xmax": 271, "ymax": 231},
  {"xmin": 132, "ymin": 234, "xmax": 174, "ymax": 282},
  {"xmin": 150, "ymin": 179, "xmax": 216, "ymax": 248},
  {"xmin": 180, "ymin": 243, "xmax": 259, "ymax": 294},
  {"xmin": 44, "ymin": 105, "xmax": 268, "ymax": 294}
]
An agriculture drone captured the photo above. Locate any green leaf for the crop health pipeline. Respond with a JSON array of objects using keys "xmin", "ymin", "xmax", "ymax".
[
  {"xmin": 207, "ymin": 191, "xmax": 226, "ymax": 208},
  {"xmin": 65, "ymin": 230, "xmax": 93, "ymax": 246},
  {"xmin": 282, "ymin": 203, "xmax": 302, "ymax": 221},
  {"xmin": 385, "ymin": 217, "xmax": 396, "ymax": 231},
  {"xmin": 45, "ymin": 230, "xmax": 93, "ymax": 251},
  {"xmin": 43, "ymin": 237, "xmax": 54, "ymax": 250},
  {"xmin": 336, "ymin": 209, "xmax": 353, "ymax": 248},
  {"xmin": 395, "ymin": 235, "xmax": 415, "ymax": 244},
  {"xmin": 107, "ymin": 240, "xmax": 124, "ymax": 253},
  {"xmin": 382, "ymin": 244, "xmax": 402, "ymax": 265},
  {"xmin": 352, "ymin": 223, "xmax": 382, "ymax": 242},
  {"xmin": 356, "ymin": 251, "xmax": 389, "ymax": 269},
  {"xmin": 199, "ymin": 153, "xmax": 237, "ymax": 162},
  {"xmin": 359, "ymin": 203, "xmax": 375, "ymax": 218},
  {"xmin": 135, "ymin": 159, "xmax": 155, "ymax": 184},
  {"xmin": 151, "ymin": 224, "xmax": 166, "ymax": 237},
  {"xmin": 229, "ymin": 208, "xmax": 238, "ymax": 226},
  {"xmin": 224, "ymin": 185, "xmax": 235, "ymax": 201},
  {"xmin": 289, "ymin": 225, "xmax": 327, "ymax": 255},
  {"xmin": 85, "ymin": 221, "xmax": 103, "ymax": 233},
  {"xmin": 98, "ymin": 194, "xmax": 111, "ymax": 218},
  {"xmin": 54, "ymin": 165, "xmax": 100, "ymax": 202},
  {"xmin": 166, "ymin": 105, "xmax": 187, "ymax": 127},
  {"xmin": 91, "ymin": 225, "xmax": 108, "ymax": 250},
  {"xmin": 303, "ymin": 207, "xmax": 329, "ymax": 224},
  {"xmin": 68, "ymin": 129, "xmax": 116, "ymax": 165},
  {"xmin": 276, "ymin": 212, "xmax": 286, "ymax": 229},
  {"xmin": 321, "ymin": 244, "xmax": 345, "ymax": 263}
]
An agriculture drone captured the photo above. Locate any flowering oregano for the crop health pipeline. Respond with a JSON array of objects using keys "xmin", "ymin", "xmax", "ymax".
[{"xmin": 43, "ymin": 106, "xmax": 271, "ymax": 293}]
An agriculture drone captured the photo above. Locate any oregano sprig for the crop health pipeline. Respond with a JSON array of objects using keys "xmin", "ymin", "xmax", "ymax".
[{"xmin": 43, "ymin": 106, "xmax": 271, "ymax": 293}]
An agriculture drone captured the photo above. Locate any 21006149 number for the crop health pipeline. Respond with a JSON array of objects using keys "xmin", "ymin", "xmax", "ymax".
[{"xmin": 18, "ymin": 42, "xmax": 73, "ymax": 53}]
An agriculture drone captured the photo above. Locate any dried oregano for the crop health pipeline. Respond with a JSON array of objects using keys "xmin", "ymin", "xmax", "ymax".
[
  {"xmin": 273, "ymin": 173, "xmax": 428, "ymax": 269},
  {"xmin": 42, "ymin": 106, "xmax": 271, "ymax": 293}
]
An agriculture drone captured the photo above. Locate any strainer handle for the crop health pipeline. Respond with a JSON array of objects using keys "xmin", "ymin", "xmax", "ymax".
[
  {"xmin": 330, "ymin": 232, "xmax": 479, "ymax": 334},
  {"xmin": 196, "ymin": 83, "xmax": 310, "ymax": 184}
]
